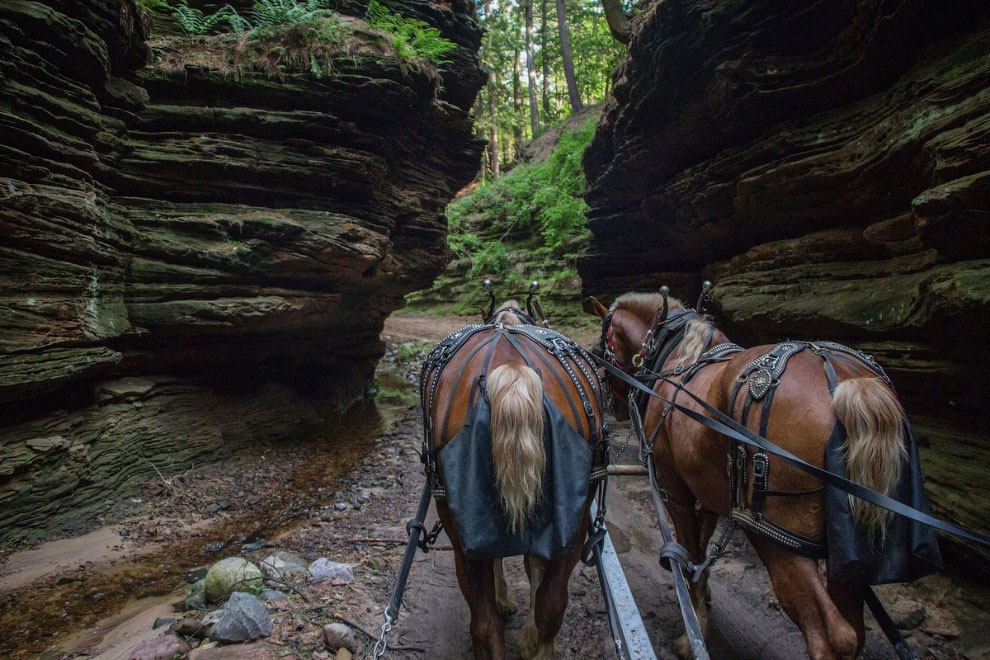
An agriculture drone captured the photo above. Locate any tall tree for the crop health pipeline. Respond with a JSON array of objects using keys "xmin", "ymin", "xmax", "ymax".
[
  {"xmin": 522, "ymin": 0, "xmax": 540, "ymax": 135},
  {"xmin": 540, "ymin": 0, "xmax": 551, "ymax": 120},
  {"xmin": 555, "ymin": 0, "xmax": 583, "ymax": 113},
  {"xmin": 512, "ymin": 47, "xmax": 523, "ymax": 155},
  {"xmin": 482, "ymin": 0, "xmax": 500, "ymax": 179}
]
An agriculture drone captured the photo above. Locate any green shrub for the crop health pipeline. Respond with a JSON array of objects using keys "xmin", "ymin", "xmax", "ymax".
[
  {"xmin": 365, "ymin": 0, "xmax": 457, "ymax": 67},
  {"xmin": 446, "ymin": 116, "xmax": 594, "ymax": 263},
  {"xmin": 136, "ymin": 0, "xmax": 186, "ymax": 12},
  {"xmin": 235, "ymin": 14, "xmax": 346, "ymax": 78},
  {"xmin": 468, "ymin": 240, "xmax": 511, "ymax": 277},
  {"xmin": 252, "ymin": 0, "xmax": 336, "ymax": 28},
  {"xmin": 172, "ymin": 4, "xmax": 250, "ymax": 34}
]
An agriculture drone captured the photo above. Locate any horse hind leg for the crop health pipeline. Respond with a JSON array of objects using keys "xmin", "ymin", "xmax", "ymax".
[
  {"xmin": 494, "ymin": 558, "xmax": 516, "ymax": 615},
  {"xmin": 440, "ymin": 505, "xmax": 507, "ymax": 659},
  {"xmin": 521, "ymin": 556, "xmax": 546, "ymax": 659},
  {"xmin": 521, "ymin": 552, "xmax": 580, "ymax": 660},
  {"xmin": 827, "ymin": 579, "xmax": 866, "ymax": 657},
  {"xmin": 751, "ymin": 537, "xmax": 858, "ymax": 660}
]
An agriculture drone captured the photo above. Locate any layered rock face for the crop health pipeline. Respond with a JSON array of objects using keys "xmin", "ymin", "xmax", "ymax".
[
  {"xmin": 0, "ymin": 0, "xmax": 483, "ymax": 542},
  {"xmin": 582, "ymin": 0, "xmax": 990, "ymax": 569}
]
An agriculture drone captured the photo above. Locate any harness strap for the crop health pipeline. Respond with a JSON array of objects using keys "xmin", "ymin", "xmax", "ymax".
[
  {"xmin": 440, "ymin": 333, "xmax": 501, "ymax": 443},
  {"xmin": 593, "ymin": 353, "xmax": 990, "ymax": 548},
  {"xmin": 864, "ymin": 587, "xmax": 918, "ymax": 660}
]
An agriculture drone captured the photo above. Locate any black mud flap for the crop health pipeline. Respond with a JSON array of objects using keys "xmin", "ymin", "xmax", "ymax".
[
  {"xmin": 437, "ymin": 395, "xmax": 592, "ymax": 559},
  {"xmin": 825, "ymin": 419, "xmax": 942, "ymax": 584}
]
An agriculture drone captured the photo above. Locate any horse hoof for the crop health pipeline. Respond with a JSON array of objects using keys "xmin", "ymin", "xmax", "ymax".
[{"xmin": 674, "ymin": 633, "xmax": 693, "ymax": 660}]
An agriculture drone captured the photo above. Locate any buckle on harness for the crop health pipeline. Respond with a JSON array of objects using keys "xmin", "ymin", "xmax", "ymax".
[{"xmin": 581, "ymin": 525, "xmax": 607, "ymax": 566}]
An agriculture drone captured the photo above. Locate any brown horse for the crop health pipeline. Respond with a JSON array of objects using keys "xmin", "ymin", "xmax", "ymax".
[
  {"xmin": 421, "ymin": 303, "xmax": 604, "ymax": 659},
  {"xmin": 590, "ymin": 291, "xmax": 908, "ymax": 660}
]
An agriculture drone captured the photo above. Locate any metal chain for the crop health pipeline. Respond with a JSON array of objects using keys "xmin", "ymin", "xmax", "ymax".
[{"xmin": 372, "ymin": 614, "xmax": 393, "ymax": 659}]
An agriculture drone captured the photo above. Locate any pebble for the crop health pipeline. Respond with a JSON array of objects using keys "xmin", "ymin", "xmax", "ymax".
[{"xmin": 322, "ymin": 622, "xmax": 355, "ymax": 652}]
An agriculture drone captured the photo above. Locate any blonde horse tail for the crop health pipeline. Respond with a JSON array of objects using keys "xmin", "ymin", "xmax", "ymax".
[
  {"xmin": 832, "ymin": 377, "xmax": 907, "ymax": 540},
  {"xmin": 487, "ymin": 363, "xmax": 545, "ymax": 535}
]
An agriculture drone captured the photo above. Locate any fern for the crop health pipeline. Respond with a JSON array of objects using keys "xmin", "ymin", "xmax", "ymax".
[
  {"xmin": 252, "ymin": 0, "xmax": 336, "ymax": 28},
  {"xmin": 172, "ymin": 5, "xmax": 249, "ymax": 34},
  {"xmin": 136, "ymin": 0, "xmax": 186, "ymax": 11},
  {"xmin": 365, "ymin": 1, "xmax": 457, "ymax": 67}
]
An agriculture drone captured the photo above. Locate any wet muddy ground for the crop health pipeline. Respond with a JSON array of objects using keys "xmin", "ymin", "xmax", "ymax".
[{"xmin": 1, "ymin": 314, "xmax": 988, "ymax": 659}]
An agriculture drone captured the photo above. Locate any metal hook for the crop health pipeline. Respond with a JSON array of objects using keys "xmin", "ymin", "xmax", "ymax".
[
  {"xmin": 483, "ymin": 279, "xmax": 495, "ymax": 321},
  {"xmin": 526, "ymin": 280, "xmax": 540, "ymax": 318},
  {"xmin": 696, "ymin": 280, "xmax": 712, "ymax": 313}
]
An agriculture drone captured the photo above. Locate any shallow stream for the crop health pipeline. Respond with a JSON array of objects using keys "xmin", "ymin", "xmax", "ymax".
[{"xmin": 0, "ymin": 366, "xmax": 416, "ymax": 659}]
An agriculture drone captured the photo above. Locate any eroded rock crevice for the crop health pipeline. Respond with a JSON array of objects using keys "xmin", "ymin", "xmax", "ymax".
[{"xmin": 0, "ymin": 0, "xmax": 484, "ymax": 543}]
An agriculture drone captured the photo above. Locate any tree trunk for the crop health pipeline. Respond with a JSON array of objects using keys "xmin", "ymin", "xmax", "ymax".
[
  {"xmin": 601, "ymin": 0, "xmax": 631, "ymax": 44},
  {"xmin": 475, "ymin": 94, "xmax": 487, "ymax": 183},
  {"xmin": 512, "ymin": 47, "xmax": 523, "ymax": 156},
  {"xmin": 488, "ymin": 77, "xmax": 499, "ymax": 179},
  {"xmin": 482, "ymin": 0, "xmax": 498, "ymax": 178},
  {"xmin": 554, "ymin": 0, "xmax": 582, "ymax": 113},
  {"xmin": 540, "ymin": 0, "xmax": 551, "ymax": 120},
  {"xmin": 523, "ymin": 0, "xmax": 540, "ymax": 136}
]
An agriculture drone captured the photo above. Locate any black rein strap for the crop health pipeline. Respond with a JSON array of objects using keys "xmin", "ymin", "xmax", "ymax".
[{"xmin": 591, "ymin": 353, "xmax": 990, "ymax": 548}]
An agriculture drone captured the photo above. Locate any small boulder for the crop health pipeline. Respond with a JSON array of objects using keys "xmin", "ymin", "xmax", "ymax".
[
  {"xmin": 260, "ymin": 553, "xmax": 307, "ymax": 581},
  {"xmin": 887, "ymin": 597, "xmax": 926, "ymax": 630},
  {"xmin": 202, "ymin": 609, "xmax": 224, "ymax": 626},
  {"xmin": 213, "ymin": 592, "xmax": 273, "ymax": 643},
  {"xmin": 185, "ymin": 578, "xmax": 207, "ymax": 611},
  {"xmin": 261, "ymin": 589, "xmax": 287, "ymax": 601},
  {"xmin": 204, "ymin": 557, "xmax": 263, "ymax": 603},
  {"xmin": 322, "ymin": 622, "xmax": 355, "ymax": 652},
  {"xmin": 175, "ymin": 615, "xmax": 210, "ymax": 639},
  {"xmin": 128, "ymin": 634, "xmax": 192, "ymax": 660},
  {"xmin": 308, "ymin": 558, "xmax": 354, "ymax": 583}
]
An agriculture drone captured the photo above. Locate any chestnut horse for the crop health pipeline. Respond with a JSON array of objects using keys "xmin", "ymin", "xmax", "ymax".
[
  {"xmin": 591, "ymin": 291, "xmax": 908, "ymax": 660},
  {"xmin": 422, "ymin": 303, "xmax": 604, "ymax": 659}
]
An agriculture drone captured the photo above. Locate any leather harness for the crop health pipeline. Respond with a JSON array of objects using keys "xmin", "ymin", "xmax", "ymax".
[
  {"xmin": 421, "ymin": 323, "xmax": 609, "ymax": 499},
  {"xmin": 599, "ymin": 307, "xmax": 896, "ymax": 560}
]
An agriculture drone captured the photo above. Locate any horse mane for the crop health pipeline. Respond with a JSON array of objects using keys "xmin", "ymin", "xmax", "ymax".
[
  {"xmin": 494, "ymin": 299, "xmax": 526, "ymax": 325},
  {"xmin": 611, "ymin": 291, "xmax": 713, "ymax": 366}
]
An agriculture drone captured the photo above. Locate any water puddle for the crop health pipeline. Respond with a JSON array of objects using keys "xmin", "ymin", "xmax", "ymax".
[{"xmin": 0, "ymin": 366, "xmax": 417, "ymax": 659}]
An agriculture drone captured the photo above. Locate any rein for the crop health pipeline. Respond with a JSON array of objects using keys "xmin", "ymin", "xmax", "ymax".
[{"xmin": 591, "ymin": 351, "xmax": 990, "ymax": 548}]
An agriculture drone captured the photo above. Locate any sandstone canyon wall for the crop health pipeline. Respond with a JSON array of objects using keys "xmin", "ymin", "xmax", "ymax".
[
  {"xmin": 0, "ymin": 0, "xmax": 483, "ymax": 543},
  {"xmin": 581, "ymin": 0, "xmax": 990, "ymax": 569}
]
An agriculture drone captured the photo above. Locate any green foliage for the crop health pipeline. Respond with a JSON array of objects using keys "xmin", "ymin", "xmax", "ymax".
[
  {"xmin": 171, "ymin": 5, "xmax": 249, "ymax": 34},
  {"xmin": 366, "ymin": 1, "xmax": 458, "ymax": 67},
  {"xmin": 236, "ymin": 14, "xmax": 345, "ymax": 78},
  {"xmin": 446, "ymin": 115, "xmax": 595, "ymax": 275},
  {"xmin": 468, "ymin": 240, "xmax": 511, "ymax": 277},
  {"xmin": 252, "ymin": 0, "xmax": 336, "ymax": 28},
  {"xmin": 136, "ymin": 0, "xmax": 186, "ymax": 12}
]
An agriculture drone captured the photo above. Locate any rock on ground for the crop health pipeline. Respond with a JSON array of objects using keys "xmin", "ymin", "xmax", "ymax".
[{"xmin": 213, "ymin": 592, "xmax": 273, "ymax": 643}]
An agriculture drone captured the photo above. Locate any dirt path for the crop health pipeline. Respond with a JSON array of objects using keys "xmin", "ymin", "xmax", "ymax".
[
  {"xmin": 2, "ymin": 316, "xmax": 986, "ymax": 659},
  {"xmin": 384, "ymin": 312, "xmax": 477, "ymax": 344}
]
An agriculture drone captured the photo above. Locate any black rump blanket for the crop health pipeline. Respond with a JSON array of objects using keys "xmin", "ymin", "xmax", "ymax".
[{"xmin": 437, "ymin": 393, "xmax": 592, "ymax": 560}]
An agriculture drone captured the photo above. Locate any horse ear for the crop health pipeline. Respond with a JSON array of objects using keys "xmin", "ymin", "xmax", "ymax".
[
  {"xmin": 478, "ymin": 305, "xmax": 488, "ymax": 321},
  {"xmin": 589, "ymin": 296, "xmax": 609, "ymax": 318}
]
